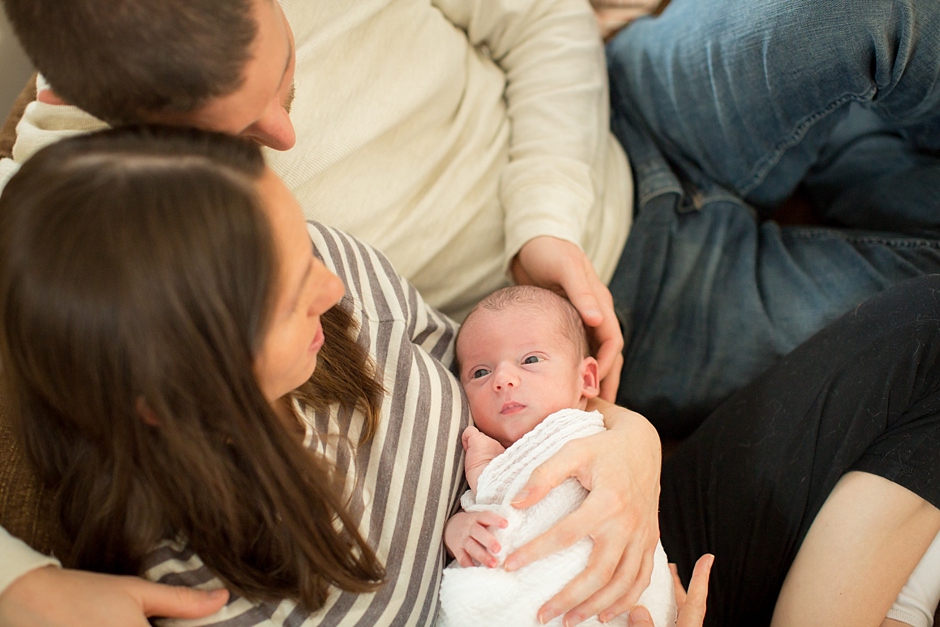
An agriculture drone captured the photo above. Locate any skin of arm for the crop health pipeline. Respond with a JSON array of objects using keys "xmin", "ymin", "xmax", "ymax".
[
  {"xmin": 505, "ymin": 397, "xmax": 662, "ymax": 625},
  {"xmin": 443, "ymin": 426, "xmax": 509, "ymax": 569},
  {"xmin": 462, "ymin": 425, "xmax": 506, "ymax": 491},
  {"xmin": 771, "ymin": 471, "xmax": 940, "ymax": 627}
]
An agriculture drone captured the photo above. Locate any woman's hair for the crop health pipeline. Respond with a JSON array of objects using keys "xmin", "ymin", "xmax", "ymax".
[{"xmin": 0, "ymin": 126, "xmax": 384, "ymax": 611}]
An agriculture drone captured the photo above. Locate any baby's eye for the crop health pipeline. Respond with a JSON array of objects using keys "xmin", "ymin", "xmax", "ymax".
[
  {"xmin": 522, "ymin": 355, "xmax": 542, "ymax": 365},
  {"xmin": 471, "ymin": 368, "xmax": 490, "ymax": 379}
]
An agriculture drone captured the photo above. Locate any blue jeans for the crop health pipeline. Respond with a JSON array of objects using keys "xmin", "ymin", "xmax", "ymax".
[{"xmin": 606, "ymin": 0, "xmax": 940, "ymax": 438}]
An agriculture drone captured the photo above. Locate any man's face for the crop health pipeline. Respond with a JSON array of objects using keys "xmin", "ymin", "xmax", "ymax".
[{"xmin": 147, "ymin": 0, "xmax": 297, "ymax": 151}]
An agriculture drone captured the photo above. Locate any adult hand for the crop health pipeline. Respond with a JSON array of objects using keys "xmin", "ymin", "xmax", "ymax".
[
  {"xmin": 36, "ymin": 89, "xmax": 66, "ymax": 106},
  {"xmin": 628, "ymin": 554, "xmax": 714, "ymax": 627},
  {"xmin": 512, "ymin": 236, "xmax": 624, "ymax": 402},
  {"xmin": 504, "ymin": 401, "xmax": 661, "ymax": 625},
  {"xmin": 0, "ymin": 565, "xmax": 229, "ymax": 627}
]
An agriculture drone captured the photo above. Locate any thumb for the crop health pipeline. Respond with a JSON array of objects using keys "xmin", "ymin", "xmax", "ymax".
[
  {"xmin": 138, "ymin": 581, "xmax": 229, "ymax": 619},
  {"xmin": 511, "ymin": 450, "xmax": 578, "ymax": 508},
  {"xmin": 565, "ymin": 279, "xmax": 603, "ymax": 328},
  {"xmin": 628, "ymin": 605, "xmax": 654, "ymax": 626}
]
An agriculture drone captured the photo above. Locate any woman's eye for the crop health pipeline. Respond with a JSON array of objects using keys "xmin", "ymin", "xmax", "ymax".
[
  {"xmin": 471, "ymin": 368, "xmax": 490, "ymax": 379},
  {"xmin": 522, "ymin": 355, "xmax": 542, "ymax": 365}
]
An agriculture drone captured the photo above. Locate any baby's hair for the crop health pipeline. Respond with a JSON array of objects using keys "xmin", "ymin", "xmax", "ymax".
[{"xmin": 456, "ymin": 285, "xmax": 590, "ymax": 370}]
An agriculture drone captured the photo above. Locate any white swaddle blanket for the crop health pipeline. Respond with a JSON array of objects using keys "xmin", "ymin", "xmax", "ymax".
[{"xmin": 437, "ymin": 408, "xmax": 676, "ymax": 626}]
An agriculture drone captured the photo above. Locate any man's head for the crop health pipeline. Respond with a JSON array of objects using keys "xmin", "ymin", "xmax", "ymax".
[
  {"xmin": 3, "ymin": 0, "xmax": 297, "ymax": 150},
  {"xmin": 456, "ymin": 286, "xmax": 599, "ymax": 447}
]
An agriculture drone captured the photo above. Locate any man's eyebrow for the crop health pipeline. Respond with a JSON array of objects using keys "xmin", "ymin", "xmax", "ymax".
[{"xmin": 283, "ymin": 27, "xmax": 294, "ymax": 86}]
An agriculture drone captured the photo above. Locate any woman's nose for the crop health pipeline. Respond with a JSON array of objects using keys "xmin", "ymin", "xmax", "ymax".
[{"xmin": 308, "ymin": 263, "xmax": 345, "ymax": 316}]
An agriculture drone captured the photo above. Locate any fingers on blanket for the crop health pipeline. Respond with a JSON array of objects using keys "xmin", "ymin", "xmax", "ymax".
[
  {"xmin": 458, "ymin": 541, "xmax": 493, "ymax": 569},
  {"xmin": 595, "ymin": 546, "xmax": 654, "ymax": 622},
  {"xmin": 528, "ymin": 527, "xmax": 653, "ymax": 625},
  {"xmin": 506, "ymin": 475, "xmax": 625, "ymax": 571},
  {"xmin": 512, "ymin": 440, "xmax": 591, "ymax": 508},
  {"xmin": 504, "ymin": 505, "xmax": 584, "ymax": 573},
  {"xmin": 457, "ymin": 512, "xmax": 507, "ymax": 568}
]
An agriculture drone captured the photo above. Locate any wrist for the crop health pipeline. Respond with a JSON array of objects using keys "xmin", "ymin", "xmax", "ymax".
[{"xmin": 591, "ymin": 399, "xmax": 662, "ymax": 470}]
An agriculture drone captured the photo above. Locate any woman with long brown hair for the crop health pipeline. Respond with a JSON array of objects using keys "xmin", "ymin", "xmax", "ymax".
[
  {"xmin": 0, "ymin": 126, "xmax": 938, "ymax": 627},
  {"xmin": 0, "ymin": 125, "xmax": 468, "ymax": 622},
  {"xmin": 0, "ymin": 124, "xmax": 392, "ymax": 602},
  {"xmin": 0, "ymin": 125, "xmax": 707, "ymax": 626}
]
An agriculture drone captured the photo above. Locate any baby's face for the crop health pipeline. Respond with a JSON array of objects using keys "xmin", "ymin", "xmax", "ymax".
[{"xmin": 457, "ymin": 304, "xmax": 594, "ymax": 448}]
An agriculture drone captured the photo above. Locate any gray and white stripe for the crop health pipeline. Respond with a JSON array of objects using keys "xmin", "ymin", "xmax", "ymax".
[{"xmin": 147, "ymin": 222, "xmax": 469, "ymax": 627}]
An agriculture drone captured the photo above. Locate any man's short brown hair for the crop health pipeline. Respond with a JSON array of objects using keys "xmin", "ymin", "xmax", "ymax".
[{"xmin": 3, "ymin": 0, "xmax": 256, "ymax": 124}]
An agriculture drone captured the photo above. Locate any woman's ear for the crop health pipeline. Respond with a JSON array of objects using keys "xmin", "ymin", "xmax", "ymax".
[
  {"xmin": 135, "ymin": 397, "xmax": 161, "ymax": 427},
  {"xmin": 579, "ymin": 356, "xmax": 600, "ymax": 400}
]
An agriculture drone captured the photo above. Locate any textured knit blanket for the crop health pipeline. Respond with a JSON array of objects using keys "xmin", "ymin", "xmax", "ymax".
[{"xmin": 437, "ymin": 408, "xmax": 676, "ymax": 626}]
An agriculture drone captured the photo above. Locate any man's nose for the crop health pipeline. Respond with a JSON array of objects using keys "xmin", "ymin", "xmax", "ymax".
[{"xmin": 243, "ymin": 105, "xmax": 296, "ymax": 151}]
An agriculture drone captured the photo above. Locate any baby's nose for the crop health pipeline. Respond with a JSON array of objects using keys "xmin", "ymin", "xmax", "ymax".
[{"xmin": 493, "ymin": 366, "xmax": 519, "ymax": 389}]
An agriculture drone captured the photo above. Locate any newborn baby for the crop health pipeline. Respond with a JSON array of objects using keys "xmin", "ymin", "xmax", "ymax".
[{"xmin": 437, "ymin": 286, "xmax": 675, "ymax": 627}]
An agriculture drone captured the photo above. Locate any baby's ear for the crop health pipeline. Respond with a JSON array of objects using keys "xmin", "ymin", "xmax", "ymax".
[{"xmin": 579, "ymin": 356, "xmax": 600, "ymax": 400}]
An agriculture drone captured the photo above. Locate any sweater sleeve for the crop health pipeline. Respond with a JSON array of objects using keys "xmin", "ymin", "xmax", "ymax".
[
  {"xmin": 431, "ymin": 0, "xmax": 609, "ymax": 263},
  {"xmin": 0, "ymin": 526, "xmax": 61, "ymax": 597},
  {"xmin": 0, "ymin": 74, "xmax": 108, "ymax": 197}
]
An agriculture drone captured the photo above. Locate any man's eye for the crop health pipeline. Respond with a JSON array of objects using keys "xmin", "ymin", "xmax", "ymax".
[
  {"xmin": 471, "ymin": 368, "xmax": 490, "ymax": 379},
  {"xmin": 522, "ymin": 355, "xmax": 542, "ymax": 365}
]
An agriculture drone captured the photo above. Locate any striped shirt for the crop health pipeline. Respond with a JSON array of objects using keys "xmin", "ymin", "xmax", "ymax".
[{"xmin": 145, "ymin": 222, "xmax": 470, "ymax": 626}]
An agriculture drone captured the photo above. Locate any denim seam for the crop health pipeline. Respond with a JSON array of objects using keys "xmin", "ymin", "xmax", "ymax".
[
  {"xmin": 782, "ymin": 227, "xmax": 940, "ymax": 247},
  {"xmin": 737, "ymin": 87, "xmax": 878, "ymax": 198}
]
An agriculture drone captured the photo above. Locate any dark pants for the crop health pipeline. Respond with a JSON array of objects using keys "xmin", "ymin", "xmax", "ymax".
[{"xmin": 660, "ymin": 274, "xmax": 940, "ymax": 626}]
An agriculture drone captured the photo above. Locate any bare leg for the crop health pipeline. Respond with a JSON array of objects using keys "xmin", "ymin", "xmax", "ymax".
[{"xmin": 772, "ymin": 472, "xmax": 940, "ymax": 627}]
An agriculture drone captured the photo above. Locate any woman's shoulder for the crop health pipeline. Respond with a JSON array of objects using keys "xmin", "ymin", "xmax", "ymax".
[
  {"xmin": 306, "ymin": 221, "xmax": 459, "ymax": 363},
  {"xmin": 307, "ymin": 221, "xmax": 417, "ymax": 321}
]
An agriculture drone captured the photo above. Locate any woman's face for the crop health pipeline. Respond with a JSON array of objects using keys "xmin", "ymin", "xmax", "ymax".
[{"xmin": 253, "ymin": 168, "xmax": 344, "ymax": 402}]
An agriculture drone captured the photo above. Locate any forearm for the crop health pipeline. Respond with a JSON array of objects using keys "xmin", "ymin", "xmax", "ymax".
[
  {"xmin": 433, "ymin": 0, "xmax": 609, "ymax": 261},
  {"xmin": 0, "ymin": 526, "xmax": 60, "ymax": 598},
  {"xmin": 589, "ymin": 397, "xmax": 662, "ymax": 480},
  {"xmin": 772, "ymin": 472, "xmax": 940, "ymax": 627}
]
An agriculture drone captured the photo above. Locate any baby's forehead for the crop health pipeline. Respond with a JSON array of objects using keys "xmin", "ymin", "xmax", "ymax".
[{"xmin": 458, "ymin": 301, "xmax": 576, "ymax": 352}]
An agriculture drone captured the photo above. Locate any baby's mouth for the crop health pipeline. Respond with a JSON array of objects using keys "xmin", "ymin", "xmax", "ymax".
[{"xmin": 500, "ymin": 401, "xmax": 526, "ymax": 415}]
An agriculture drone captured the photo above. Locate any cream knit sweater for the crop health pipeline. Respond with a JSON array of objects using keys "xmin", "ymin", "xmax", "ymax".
[{"xmin": 0, "ymin": 0, "xmax": 633, "ymax": 320}]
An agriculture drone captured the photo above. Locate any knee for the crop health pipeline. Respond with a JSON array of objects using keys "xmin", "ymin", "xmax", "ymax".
[{"xmin": 856, "ymin": 275, "xmax": 940, "ymax": 331}]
